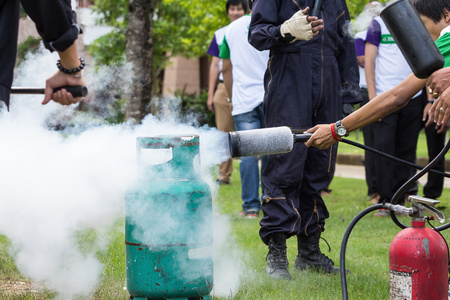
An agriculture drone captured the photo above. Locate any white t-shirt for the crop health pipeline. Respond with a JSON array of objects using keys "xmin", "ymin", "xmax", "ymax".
[
  {"xmin": 367, "ymin": 17, "xmax": 421, "ymax": 97},
  {"xmin": 354, "ymin": 30, "xmax": 367, "ymax": 88},
  {"xmin": 219, "ymin": 15, "xmax": 269, "ymax": 116},
  {"xmin": 213, "ymin": 26, "xmax": 227, "ymax": 81}
]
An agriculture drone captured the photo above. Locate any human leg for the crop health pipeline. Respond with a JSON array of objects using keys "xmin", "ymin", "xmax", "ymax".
[
  {"xmin": 294, "ymin": 145, "xmax": 338, "ymax": 273},
  {"xmin": 259, "ymin": 149, "xmax": 305, "ymax": 279},
  {"xmin": 361, "ymin": 88, "xmax": 378, "ymax": 199},
  {"xmin": 392, "ymin": 95, "xmax": 423, "ymax": 203},
  {"xmin": 266, "ymin": 232, "xmax": 290, "ymax": 280},
  {"xmin": 423, "ymin": 123, "xmax": 446, "ymax": 199}
]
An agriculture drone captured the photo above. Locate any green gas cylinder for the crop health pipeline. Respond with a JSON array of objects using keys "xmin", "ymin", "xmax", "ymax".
[{"xmin": 125, "ymin": 135, "xmax": 213, "ymax": 300}]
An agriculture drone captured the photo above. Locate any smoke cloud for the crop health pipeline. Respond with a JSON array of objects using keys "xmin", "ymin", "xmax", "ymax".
[
  {"xmin": 2, "ymin": 22, "xmax": 242, "ymax": 298},
  {"xmin": 352, "ymin": 1, "xmax": 384, "ymax": 33}
]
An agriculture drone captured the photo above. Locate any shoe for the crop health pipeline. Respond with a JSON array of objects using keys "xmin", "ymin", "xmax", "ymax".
[
  {"xmin": 368, "ymin": 192, "xmax": 380, "ymax": 204},
  {"xmin": 246, "ymin": 209, "xmax": 259, "ymax": 218},
  {"xmin": 238, "ymin": 210, "xmax": 260, "ymax": 218},
  {"xmin": 374, "ymin": 209, "xmax": 389, "ymax": 217},
  {"xmin": 266, "ymin": 233, "xmax": 291, "ymax": 280},
  {"xmin": 216, "ymin": 179, "xmax": 230, "ymax": 185},
  {"xmin": 321, "ymin": 188, "xmax": 332, "ymax": 197},
  {"xmin": 295, "ymin": 230, "xmax": 340, "ymax": 274}
]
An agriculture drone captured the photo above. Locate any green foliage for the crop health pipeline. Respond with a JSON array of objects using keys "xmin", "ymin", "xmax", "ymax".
[
  {"xmin": 19, "ymin": 4, "xmax": 26, "ymax": 18},
  {"xmin": 176, "ymin": 89, "xmax": 216, "ymax": 127},
  {"xmin": 155, "ymin": 0, "xmax": 227, "ymax": 58},
  {"xmin": 16, "ymin": 36, "xmax": 41, "ymax": 67},
  {"xmin": 90, "ymin": 0, "xmax": 128, "ymax": 27},
  {"xmin": 347, "ymin": 0, "xmax": 390, "ymax": 19},
  {"xmin": 86, "ymin": 29, "xmax": 126, "ymax": 67},
  {"xmin": 91, "ymin": 0, "xmax": 227, "ymax": 67}
]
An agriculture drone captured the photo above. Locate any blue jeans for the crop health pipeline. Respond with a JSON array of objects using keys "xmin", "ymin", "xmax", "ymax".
[{"xmin": 233, "ymin": 103, "xmax": 266, "ymax": 212}]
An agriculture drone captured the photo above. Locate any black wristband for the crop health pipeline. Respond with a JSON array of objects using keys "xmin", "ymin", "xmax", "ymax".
[
  {"xmin": 428, "ymin": 100, "xmax": 434, "ymax": 104},
  {"xmin": 57, "ymin": 57, "xmax": 85, "ymax": 74}
]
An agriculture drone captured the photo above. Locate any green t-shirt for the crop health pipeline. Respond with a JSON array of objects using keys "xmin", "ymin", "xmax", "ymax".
[
  {"xmin": 436, "ymin": 32, "xmax": 450, "ymax": 68},
  {"xmin": 219, "ymin": 35, "xmax": 231, "ymax": 59}
]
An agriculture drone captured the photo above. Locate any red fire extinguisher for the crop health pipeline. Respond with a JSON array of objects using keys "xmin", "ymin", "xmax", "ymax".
[{"xmin": 389, "ymin": 195, "xmax": 449, "ymax": 299}]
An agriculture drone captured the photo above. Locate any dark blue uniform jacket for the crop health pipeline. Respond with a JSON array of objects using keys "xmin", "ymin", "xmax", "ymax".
[
  {"xmin": 0, "ymin": 0, "xmax": 81, "ymax": 108},
  {"xmin": 248, "ymin": 0, "xmax": 361, "ymax": 241}
]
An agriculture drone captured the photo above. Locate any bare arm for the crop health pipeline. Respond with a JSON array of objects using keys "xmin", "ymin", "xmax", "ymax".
[
  {"xmin": 207, "ymin": 56, "xmax": 220, "ymax": 113},
  {"xmin": 305, "ymin": 73, "xmax": 426, "ymax": 149},
  {"xmin": 364, "ymin": 42, "xmax": 378, "ymax": 101},
  {"xmin": 222, "ymin": 59, "xmax": 233, "ymax": 99},
  {"xmin": 43, "ymin": 42, "xmax": 86, "ymax": 105}
]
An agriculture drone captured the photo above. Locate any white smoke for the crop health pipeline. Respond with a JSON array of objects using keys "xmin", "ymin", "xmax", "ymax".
[
  {"xmin": 3, "ymin": 23, "xmax": 243, "ymax": 298},
  {"xmin": 352, "ymin": 1, "xmax": 384, "ymax": 33}
]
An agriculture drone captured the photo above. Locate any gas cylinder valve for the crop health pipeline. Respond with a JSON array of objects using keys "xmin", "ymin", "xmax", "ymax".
[
  {"xmin": 383, "ymin": 195, "xmax": 445, "ymax": 223},
  {"xmin": 383, "ymin": 203, "xmax": 415, "ymax": 216}
]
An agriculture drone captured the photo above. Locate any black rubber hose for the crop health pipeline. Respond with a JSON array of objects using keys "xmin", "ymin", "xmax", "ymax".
[
  {"xmin": 388, "ymin": 137, "xmax": 450, "ymax": 231},
  {"xmin": 341, "ymin": 138, "xmax": 450, "ymax": 178},
  {"xmin": 340, "ymin": 204, "xmax": 384, "ymax": 300}
]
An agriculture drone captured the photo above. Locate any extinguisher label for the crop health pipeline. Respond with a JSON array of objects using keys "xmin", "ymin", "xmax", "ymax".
[{"xmin": 390, "ymin": 270, "xmax": 412, "ymax": 299}]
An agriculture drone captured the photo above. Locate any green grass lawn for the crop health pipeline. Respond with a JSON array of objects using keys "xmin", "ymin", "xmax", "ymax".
[{"xmin": 1, "ymin": 160, "xmax": 450, "ymax": 299}]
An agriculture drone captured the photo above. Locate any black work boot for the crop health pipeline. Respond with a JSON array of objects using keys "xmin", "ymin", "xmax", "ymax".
[
  {"xmin": 266, "ymin": 233, "xmax": 291, "ymax": 280},
  {"xmin": 295, "ymin": 230, "xmax": 339, "ymax": 273}
]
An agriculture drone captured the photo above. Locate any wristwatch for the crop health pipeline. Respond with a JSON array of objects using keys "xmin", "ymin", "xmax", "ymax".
[{"xmin": 335, "ymin": 120, "xmax": 349, "ymax": 138}]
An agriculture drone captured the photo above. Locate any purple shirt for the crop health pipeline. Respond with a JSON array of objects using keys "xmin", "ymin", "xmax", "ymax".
[
  {"xmin": 365, "ymin": 19, "xmax": 382, "ymax": 47},
  {"xmin": 207, "ymin": 35, "xmax": 220, "ymax": 57},
  {"xmin": 355, "ymin": 38, "xmax": 365, "ymax": 57}
]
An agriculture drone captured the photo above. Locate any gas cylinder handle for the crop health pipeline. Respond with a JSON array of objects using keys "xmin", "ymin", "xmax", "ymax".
[
  {"xmin": 407, "ymin": 195, "xmax": 440, "ymax": 206},
  {"xmin": 416, "ymin": 203, "xmax": 445, "ymax": 223},
  {"xmin": 407, "ymin": 195, "xmax": 445, "ymax": 223}
]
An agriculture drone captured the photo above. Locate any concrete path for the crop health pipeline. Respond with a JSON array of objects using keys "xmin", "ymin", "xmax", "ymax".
[{"xmin": 335, "ymin": 164, "xmax": 450, "ymax": 189}]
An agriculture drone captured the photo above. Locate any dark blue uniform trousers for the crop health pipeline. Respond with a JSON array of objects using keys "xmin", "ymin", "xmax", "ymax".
[{"xmin": 258, "ymin": 50, "xmax": 341, "ymax": 245}]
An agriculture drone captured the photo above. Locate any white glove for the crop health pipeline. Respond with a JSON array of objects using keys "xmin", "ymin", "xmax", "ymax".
[{"xmin": 280, "ymin": 10, "xmax": 314, "ymax": 41}]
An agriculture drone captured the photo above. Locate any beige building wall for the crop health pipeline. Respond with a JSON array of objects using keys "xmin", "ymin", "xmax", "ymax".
[
  {"xmin": 163, "ymin": 55, "xmax": 201, "ymax": 96},
  {"xmin": 18, "ymin": 17, "xmax": 39, "ymax": 44}
]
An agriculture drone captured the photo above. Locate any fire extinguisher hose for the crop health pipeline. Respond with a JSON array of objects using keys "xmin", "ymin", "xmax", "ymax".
[
  {"xmin": 341, "ymin": 138, "xmax": 450, "ymax": 178},
  {"xmin": 339, "ymin": 203, "xmax": 384, "ymax": 300},
  {"xmin": 387, "ymin": 137, "xmax": 450, "ymax": 231}
]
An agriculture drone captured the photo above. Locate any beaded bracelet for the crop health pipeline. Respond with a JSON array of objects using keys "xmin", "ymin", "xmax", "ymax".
[{"xmin": 57, "ymin": 57, "xmax": 85, "ymax": 74}]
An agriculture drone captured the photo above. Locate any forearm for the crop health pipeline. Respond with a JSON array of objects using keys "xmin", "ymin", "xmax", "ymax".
[
  {"xmin": 223, "ymin": 71, "xmax": 233, "ymax": 99},
  {"xmin": 58, "ymin": 42, "xmax": 82, "ymax": 73},
  {"xmin": 364, "ymin": 43, "xmax": 378, "ymax": 100},
  {"xmin": 222, "ymin": 59, "xmax": 233, "ymax": 98},
  {"xmin": 208, "ymin": 57, "xmax": 220, "ymax": 98},
  {"xmin": 365, "ymin": 67, "xmax": 377, "ymax": 100},
  {"xmin": 342, "ymin": 74, "xmax": 425, "ymax": 132}
]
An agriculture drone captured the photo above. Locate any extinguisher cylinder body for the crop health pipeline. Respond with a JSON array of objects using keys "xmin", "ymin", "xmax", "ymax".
[{"xmin": 389, "ymin": 220, "xmax": 448, "ymax": 299}]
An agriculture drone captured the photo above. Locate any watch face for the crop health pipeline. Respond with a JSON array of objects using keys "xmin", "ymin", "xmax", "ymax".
[{"xmin": 337, "ymin": 127, "xmax": 346, "ymax": 136}]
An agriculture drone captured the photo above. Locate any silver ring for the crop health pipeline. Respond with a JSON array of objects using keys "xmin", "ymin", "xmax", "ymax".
[{"xmin": 440, "ymin": 107, "xmax": 445, "ymax": 113}]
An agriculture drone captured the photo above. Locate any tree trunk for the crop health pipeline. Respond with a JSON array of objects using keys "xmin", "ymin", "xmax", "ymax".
[{"xmin": 125, "ymin": 0, "xmax": 153, "ymax": 123}]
